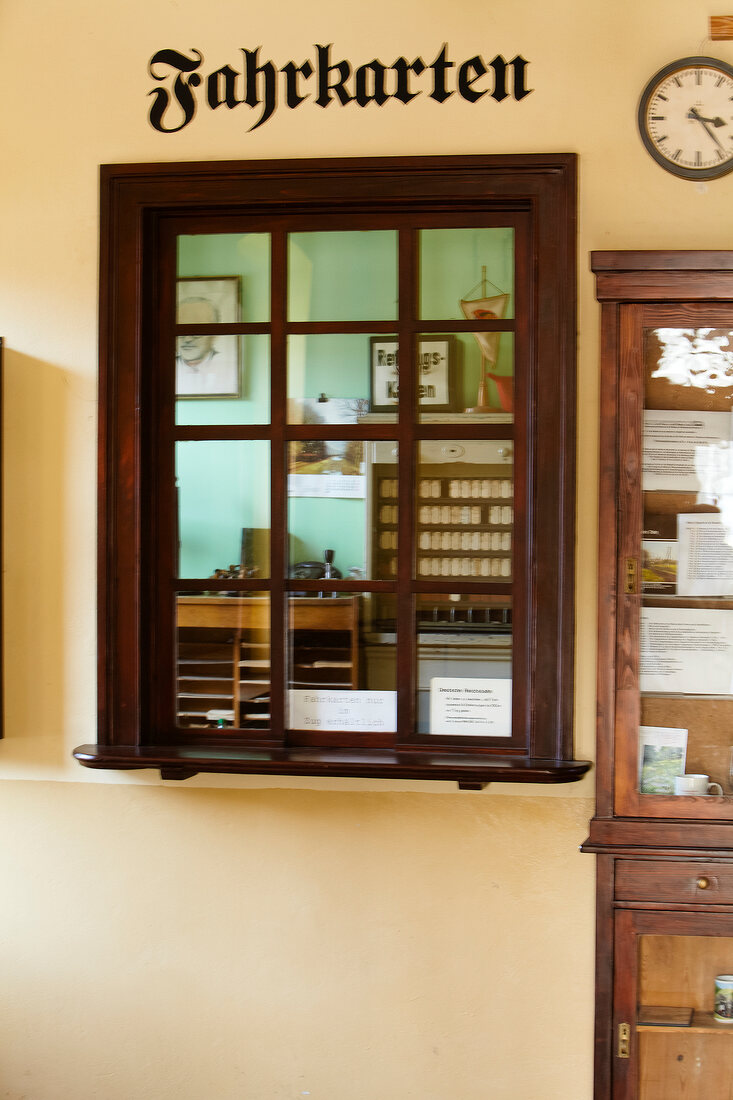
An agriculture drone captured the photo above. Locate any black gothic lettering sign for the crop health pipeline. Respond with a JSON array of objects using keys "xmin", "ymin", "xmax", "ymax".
[{"xmin": 148, "ymin": 44, "xmax": 532, "ymax": 133}]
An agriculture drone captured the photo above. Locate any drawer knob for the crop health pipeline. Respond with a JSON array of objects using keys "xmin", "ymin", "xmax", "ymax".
[{"xmin": 697, "ymin": 877, "xmax": 711, "ymax": 890}]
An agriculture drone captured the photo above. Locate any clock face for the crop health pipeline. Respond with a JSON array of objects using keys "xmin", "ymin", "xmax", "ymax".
[{"xmin": 638, "ymin": 56, "xmax": 733, "ymax": 179}]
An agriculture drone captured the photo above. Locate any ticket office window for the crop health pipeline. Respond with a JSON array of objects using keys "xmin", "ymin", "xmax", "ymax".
[{"xmin": 76, "ymin": 155, "xmax": 588, "ymax": 786}]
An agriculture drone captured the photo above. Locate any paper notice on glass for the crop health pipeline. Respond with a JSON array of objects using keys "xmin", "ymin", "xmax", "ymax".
[
  {"xmin": 429, "ymin": 677, "xmax": 512, "ymax": 736},
  {"xmin": 638, "ymin": 725, "xmax": 687, "ymax": 794},
  {"xmin": 289, "ymin": 689, "xmax": 396, "ymax": 732},
  {"xmin": 288, "ymin": 473, "xmax": 366, "ymax": 498},
  {"xmin": 642, "ymin": 513, "xmax": 678, "ymax": 594},
  {"xmin": 643, "ymin": 410, "xmax": 733, "ymax": 492},
  {"xmin": 640, "ymin": 606, "xmax": 733, "ymax": 694},
  {"xmin": 677, "ymin": 513, "xmax": 733, "ymax": 597}
]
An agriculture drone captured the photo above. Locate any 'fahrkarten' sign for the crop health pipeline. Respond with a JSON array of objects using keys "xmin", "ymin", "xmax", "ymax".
[{"xmin": 148, "ymin": 45, "xmax": 532, "ymax": 133}]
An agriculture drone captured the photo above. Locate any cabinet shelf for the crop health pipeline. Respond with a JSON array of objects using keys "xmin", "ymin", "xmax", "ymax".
[{"xmin": 638, "ymin": 1009, "xmax": 733, "ymax": 1034}]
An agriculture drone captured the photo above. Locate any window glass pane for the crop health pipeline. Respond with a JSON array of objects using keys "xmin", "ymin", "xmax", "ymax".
[
  {"xmin": 177, "ymin": 440, "xmax": 270, "ymax": 579},
  {"xmin": 288, "ymin": 593, "xmax": 397, "ymax": 734},
  {"xmin": 289, "ymin": 441, "xmax": 396, "ymax": 582},
  {"xmin": 419, "ymin": 228, "xmax": 514, "ymax": 320},
  {"xmin": 415, "ymin": 440, "xmax": 513, "ymax": 581},
  {"xmin": 176, "ymin": 334, "xmax": 270, "ymax": 425},
  {"xmin": 288, "ymin": 231, "xmax": 398, "ymax": 322},
  {"xmin": 176, "ymin": 233, "xmax": 270, "ymax": 322},
  {"xmin": 287, "ymin": 333, "xmax": 379, "ymax": 423},
  {"xmin": 639, "ymin": 326, "xmax": 733, "ymax": 798},
  {"xmin": 176, "ymin": 592, "xmax": 270, "ymax": 730},
  {"xmin": 417, "ymin": 332, "xmax": 513, "ymax": 424},
  {"xmin": 416, "ymin": 593, "xmax": 512, "ymax": 736}
]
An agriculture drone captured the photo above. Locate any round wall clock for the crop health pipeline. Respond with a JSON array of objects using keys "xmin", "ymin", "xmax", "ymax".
[{"xmin": 638, "ymin": 56, "xmax": 733, "ymax": 179}]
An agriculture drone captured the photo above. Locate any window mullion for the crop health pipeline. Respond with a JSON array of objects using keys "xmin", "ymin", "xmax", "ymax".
[
  {"xmin": 395, "ymin": 227, "xmax": 417, "ymax": 744},
  {"xmin": 269, "ymin": 229, "xmax": 287, "ymax": 740}
]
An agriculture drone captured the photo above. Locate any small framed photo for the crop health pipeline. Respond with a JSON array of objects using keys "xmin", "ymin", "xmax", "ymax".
[
  {"xmin": 176, "ymin": 276, "xmax": 242, "ymax": 398},
  {"xmin": 369, "ymin": 336, "xmax": 455, "ymax": 413}
]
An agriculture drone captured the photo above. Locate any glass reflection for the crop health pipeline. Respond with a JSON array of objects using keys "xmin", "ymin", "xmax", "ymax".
[
  {"xmin": 415, "ymin": 440, "xmax": 513, "ymax": 580},
  {"xmin": 289, "ymin": 593, "xmax": 397, "ymax": 733},
  {"xmin": 176, "ymin": 335, "xmax": 270, "ymax": 426},
  {"xmin": 652, "ymin": 328, "xmax": 733, "ymax": 394},
  {"xmin": 288, "ymin": 231, "xmax": 398, "ymax": 322},
  {"xmin": 176, "ymin": 592, "xmax": 271, "ymax": 730},
  {"xmin": 419, "ymin": 332, "xmax": 513, "ymax": 423},
  {"xmin": 416, "ymin": 593, "xmax": 512, "ymax": 735},
  {"xmin": 289, "ymin": 440, "xmax": 397, "ymax": 582},
  {"xmin": 419, "ymin": 228, "xmax": 514, "ymax": 320},
  {"xmin": 177, "ymin": 440, "xmax": 270, "ymax": 579},
  {"xmin": 176, "ymin": 234, "xmax": 270, "ymax": 323},
  {"xmin": 287, "ymin": 333, "xmax": 378, "ymax": 422}
]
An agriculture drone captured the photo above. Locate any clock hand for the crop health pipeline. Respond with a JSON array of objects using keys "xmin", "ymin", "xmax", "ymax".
[
  {"xmin": 689, "ymin": 106, "xmax": 726, "ymax": 126},
  {"xmin": 688, "ymin": 106, "xmax": 726, "ymax": 151}
]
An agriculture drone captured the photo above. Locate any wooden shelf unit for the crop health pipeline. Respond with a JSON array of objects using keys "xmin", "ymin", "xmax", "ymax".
[{"xmin": 176, "ymin": 596, "xmax": 359, "ymax": 729}]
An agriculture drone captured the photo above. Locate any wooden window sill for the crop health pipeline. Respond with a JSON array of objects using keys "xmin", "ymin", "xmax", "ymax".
[{"xmin": 73, "ymin": 743, "xmax": 591, "ymax": 788}]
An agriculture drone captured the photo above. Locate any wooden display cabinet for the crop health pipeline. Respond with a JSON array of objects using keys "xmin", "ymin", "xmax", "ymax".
[{"xmin": 585, "ymin": 252, "xmax": 733, "ymax": 1098}]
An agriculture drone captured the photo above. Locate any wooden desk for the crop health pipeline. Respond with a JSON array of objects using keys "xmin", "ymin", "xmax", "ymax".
[{"xmin": 176, "ymin": 596, "xmax": 360, "ymax": 726}]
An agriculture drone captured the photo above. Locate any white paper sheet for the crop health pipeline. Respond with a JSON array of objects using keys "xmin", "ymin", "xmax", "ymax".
[
  {"xmin": 643, "ymin": 409, "xmax": 732, "ymax": 492},
  {"xmin": 640, "ymin": 606, "xmax": 733, "ymax": 694},
  {"xmin": 429, "ymin": 677, "xmax": 512, "ymax": 736},
  {"xmin": 677, "ymin": 513, "xmax": 733, "ymax": 597},
  {"xmin": 289, "ymin": 689, "xmax": 396, "ymax": 732}
]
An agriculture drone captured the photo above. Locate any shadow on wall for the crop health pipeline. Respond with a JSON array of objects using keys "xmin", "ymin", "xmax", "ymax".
[{"xmin": 1, "ymin": 349, "xmax": 88, "ymax": 766}]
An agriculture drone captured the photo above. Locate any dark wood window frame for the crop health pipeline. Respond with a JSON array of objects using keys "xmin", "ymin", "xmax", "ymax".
[{"xmin": 73, "ymin": 153, "xmax": 590, "ymax": 787}]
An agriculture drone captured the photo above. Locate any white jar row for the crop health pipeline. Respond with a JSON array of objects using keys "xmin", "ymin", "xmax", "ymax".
[
  {"xmin": 447, "ymin": 478, "xmax": 512, "ymax": 499},
  {"xmin": 417, "ymin": 478, "xmax": 514, "ymax": 500},
  {"xmin": 418, "ymin": 530, "xmax": 512, "ymax": 552},
  {"xmin": 417, "ymin": 505, "xmax": 481, "ymax": 525},
  {"xmin": 416, "ymin": 504, "xmax": 514, "ymax": 526},
  {"xmin": 417, "ymin": 557, "xmax": 512, "ymax": 577}
]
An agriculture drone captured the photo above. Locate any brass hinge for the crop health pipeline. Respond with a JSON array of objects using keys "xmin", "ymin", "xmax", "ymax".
[
  {"xmin": 625, "ymin": 558, "xmax": 637, "ymax": 595},
  {"xmin": 617, "ymin": 1022, "xmax": 631, "ymax": 1059}
]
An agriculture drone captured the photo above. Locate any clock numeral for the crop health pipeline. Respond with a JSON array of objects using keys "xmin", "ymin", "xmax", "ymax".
[
  {"xmin": 651, "ymin": 115, "xmax": 665, "ymax": 121},
  {"xmin": 695, "ymin": 70, "xmax": 702, "ymax": 85},
  {"xmin": 696, "ymin": 150, "xmax": 702, "ymax": 166},
  {"xmin": 717, "ymin": 75, "xmax": 725, "ymax": 87},
  {"xmin": 658, "ymin": 93, "xmax": 669, "ymax": 102},
  {"xmin": 671, "ymin": 148, "xmax": 681, "ymax": 161},
  {"xmin": 673, "ymin": 76, "xmax": 682, "ymax": 87}
]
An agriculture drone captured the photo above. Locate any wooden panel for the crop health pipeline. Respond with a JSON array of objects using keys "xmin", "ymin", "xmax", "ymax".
[
  {"xmin": 617, "ymin": 861, "xmax": 733, "ymax": 905},
  {"xmin": 710, "ymin": 15, "xmax": 733, "ymax": 39},
  {"xmin": 638, "ymin": 1030, "xmax": 733, "ymax": 1099},
  {"xmin": 639, "ymin": 933, "xmax": 733, "ymax": 1011}
]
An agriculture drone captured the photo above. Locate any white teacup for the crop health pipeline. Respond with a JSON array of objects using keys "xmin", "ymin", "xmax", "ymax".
[{"xmin": 674, "ymin": 773, "xmax": 723, "ymax": 796}]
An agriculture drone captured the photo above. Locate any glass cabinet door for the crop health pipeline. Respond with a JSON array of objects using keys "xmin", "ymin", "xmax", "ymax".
[
  {"xmin": 618, "ymin": 306, "xmax": 733, "ymax": 818},
  {"xmin": 613, "ymin": 909, "xmax": 733, "ymax": 1100}
]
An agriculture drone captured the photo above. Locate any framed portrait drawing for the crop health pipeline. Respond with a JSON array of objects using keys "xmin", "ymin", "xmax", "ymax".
[
  {"xmin": 369, "ymin": 335, "xmax": 456, "ymax": 413},
  {"xmin": 176, "ymin": 276, "xmax": 242, "ymax": 398}
]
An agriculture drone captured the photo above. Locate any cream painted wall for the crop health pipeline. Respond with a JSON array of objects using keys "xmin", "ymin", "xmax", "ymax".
[{"xmin": 0, "ymin": 0, "xmax": 728, "ymax": 1096}]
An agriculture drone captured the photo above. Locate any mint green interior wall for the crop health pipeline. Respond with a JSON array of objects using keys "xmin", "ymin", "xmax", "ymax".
[{"xmin": 176, "ymin": 229, "xmax": 514, "ymax": 578}]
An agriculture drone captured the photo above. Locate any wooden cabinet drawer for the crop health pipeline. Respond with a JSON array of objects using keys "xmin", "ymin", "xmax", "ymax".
[{"xmin": 616, "ymin": 860, "xmax": 733, "ymax": 904}]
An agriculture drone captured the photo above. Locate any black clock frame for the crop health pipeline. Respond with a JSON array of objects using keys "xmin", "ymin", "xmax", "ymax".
[{"xmin": 637, "ymin": 55, "xmax": 733, "ymax": 181}]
